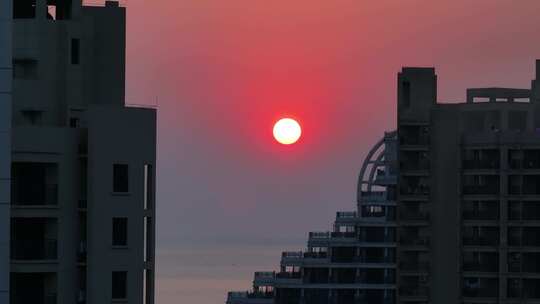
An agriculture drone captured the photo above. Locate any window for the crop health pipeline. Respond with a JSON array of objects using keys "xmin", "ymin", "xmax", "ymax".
[
  {"xmin": 144, "ymin": 217, "xmax": 152, "ymax": 262},
  {"xmin": 144, "ymin": 164, "xmax": 153, "ymax": 209},
  {"xmin": 143, "ymin": 269, "xmax": 153, "ymax": 304},
  {"xmin": 71, "ymin": 39, "xmax": 80, "ymax": 65},
  {"xmin": 402, "ymin": 81, "xmax": 411, "ymax": 107},
  {"xmin": 14, "ymin": 0, "xmax": 36, "ymax": 19},
  {"xmin": 112, "ymin": 271, "xmax": 127, "ymax": 299},
  {"xmin": 112, "ymin": 218, "xmax": 128, "ymax": 246},
  {"xmin": 113, "ymin": 164, "xmax": 129, "ymax": 193},
  {"xmin": 509, "ymin": 111, "xmax": 527, "ymax": 132},
  {"xmin": 13, "ymin": 59, "xmax": 37, "ymax": 79},
  {"xmin": 69, "ymin": 117, "xmax": 79, "ymax": 128}
]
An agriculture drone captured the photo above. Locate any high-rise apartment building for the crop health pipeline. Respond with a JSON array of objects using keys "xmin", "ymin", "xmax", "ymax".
[
  {"xmin": 4, "ymin": 1, "xmax": 156, "ymax": 303},
  {"xmin": 1, "ymin": 0, "xmax": 13, "ymax": 303},
  {"xmin": 227, "ymin": 60, "xmax": 540, "ymax": 303},
  {"xmin": 227, "ymin": 132, "xmax": 398, "ymax": 304},
  {"xmin": 397, "ymin": 62, "xmax": 540, "ymax": 303}
]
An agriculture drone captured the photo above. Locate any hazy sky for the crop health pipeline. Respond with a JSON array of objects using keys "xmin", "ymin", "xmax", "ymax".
[{"xmin": 114, "ymin": 0, "xmax": 540, "ymax": 302}]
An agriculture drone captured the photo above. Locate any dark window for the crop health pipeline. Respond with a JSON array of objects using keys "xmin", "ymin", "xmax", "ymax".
[
  {"xmin": 144, "ymin": 164, "xmax": 153, "ymax": 209},
  {"xmin": 113, "ymin": 164, "xmax": 129, "ymax": 192},
  {"xmin": 509, "ymin": 111, "xmax": 527, "ymax": 132},
  {"xmin": 112, "ymin": 218, "xmax": 128, "ymax": 246},
  {"xmin": 71, "ymin": 39, "xmax": 80, "ymax": 65},
  {"xmin": 13, "ymin": 59, "xmax": 37, "ymax": 79},
  {"xmin": 112, "ymin": 271, "xmax": 127, "ymax": 299},
  {"xmin": 14, "ymin": 0, "xmax": 36, "ymax": 19},
  {"xmin": 69, "ymin": 117, "xmax": 79, "ymax": 128},
  {"xmin": 402, "ymin": 81, "xmax": 411, "ymax": 107}
]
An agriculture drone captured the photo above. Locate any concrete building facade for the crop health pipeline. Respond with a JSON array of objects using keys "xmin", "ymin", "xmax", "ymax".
[
  {"xmin": 7, "ymin": 1, "xmax": 156, "ymax": 304},
  {"xmin": 396, "ymin": 62, "xmax": 540, "ymax": 304},
  {"xmin": 227, "ymin": 61, "xmax": 540, "ymax": 303},
  {"xmin": 1, "ymin": 0, "xmax": 13, "ymax": 303}
]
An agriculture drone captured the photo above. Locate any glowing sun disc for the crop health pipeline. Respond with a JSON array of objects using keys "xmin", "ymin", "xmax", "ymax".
[{"xmin": 273, "ymin": 118, "xmax": 302, "ymax": 145}]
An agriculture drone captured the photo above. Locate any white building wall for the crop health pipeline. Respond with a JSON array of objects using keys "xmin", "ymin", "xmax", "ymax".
[{"xmin": 0, "ymin": 0, "xmax": 12, "ymax": 303}]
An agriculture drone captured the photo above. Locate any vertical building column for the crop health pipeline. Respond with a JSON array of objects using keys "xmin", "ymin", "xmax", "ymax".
[
  {"xmin": 499, "ymin": 147, "xmax": 509, "ymax": 300},
  {"xmin": 0, "ymin": 0, "xmax": 12, "ymax": 303}
]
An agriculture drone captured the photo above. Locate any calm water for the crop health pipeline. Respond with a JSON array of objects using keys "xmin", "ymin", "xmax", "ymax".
[{"xmin": 156, "ymin": 241, "xmax": 302, "ymax": 304}]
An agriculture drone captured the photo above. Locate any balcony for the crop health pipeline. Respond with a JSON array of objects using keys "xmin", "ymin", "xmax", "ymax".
[
  {"xmin": 11, "ymin": 273, "xmax": 57, "ymax": 304},
  {"xmin": 400, "ymin": 237, "xmax": 430, "ymax": 247},
  {"xmin": 462, "ymin": 185, "xmax": 499, "ymax": 195},
  {"xmin": 463, "ymin": 159, "xmax": 499, "ymax": 170},
  {"xmin": 463, "ymin": 278, "xmax": 499, "ymax": 298},
  {"xmin": 400, "ymin": 151, "xmax": 430, "ymax": 172},
  {"xmin": 11, "ymin": 183, "xmax": 58, "ymax": 206},
  {"xmin": 275, "ymin": 272, "xmax": 301, "ymax": 279},
  {"xmin": 227, "ymin": 291, "xmax": 273, "ymax": 304},
  {"xmin": 400, "ymin": 261, "xmax": 430, "ymax": 272},
  {"xmin": 509, "ymin": 227, "xmax": 540, "ymax": 247},
  {"xmin": 400, "ymin": 211, "xmax": 430, "ymax": 222},
  {"xmin": 11, "ymin": 239, "xmax": 58, "ymax": 260},
  {"xmin": 462, "ymin": 209, "xmax": 499, "ymax": 221},
  {"xmin": 463, "ymin": 236, "xmax": 499, "ymax": 247},
  {"xmin": 509, "ymin": 175, "xmax": 540, "ymax": 195},
  {"xmin": 11, "ymin": 162, "xmax": 59, "ymax": 207},
  {"xmin": 281, "ymin": 252, "xmax": 302, "ymax": 259},
  {"xmin": 509, "ymin": 202, "xmax": 540, "ymax": 220},
  {"xmin": 254, "ymin": 272, "xmax": 275, "ymax": 286},
  {"xmin": 463, "ymin": 262, "xmax": 498, "ymax": 273},
  {"xmin": 508, "ymin": 253, "xmax": 540, "ymax": 273},
  {"xmin": 509, "ymin": 150, "xmax": 540, "ymax": 170},
  {"xmin": 11, "ymin": 217, "xmax": 58, "ymax": 261},
  {"xmin": 507, "ymin": 279, "xmax": 540, "ymax": 299},
  {"xmin": 303, "ymin": 252, "xmax": 327, "ymax": 259},
  {"xmin": 358, "ymin": 228, "xmax": 395, "ymax": 243},
  {"xmin": 400, "ymin": 185, "xmax": 430, "ymax": 196},
  {"xmin": 330, "ymin": 232, "xmax": 356, "ymax": 238},
  {"xmin": 399, "ymin": 286, "xmax": 429, "ymax": 297},
  {"xmin": 399, "ymin": 126, "xmax": 430, "ymax": 146}
]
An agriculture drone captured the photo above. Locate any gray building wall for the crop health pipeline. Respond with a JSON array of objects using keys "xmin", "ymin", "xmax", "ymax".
[
  {"xmin": 9, "ymin": 1, "xmax": 156, "ymax": 303},
  {"xmin": 0, "ymin": 0, "xmax": 12, "ymax": 303}
]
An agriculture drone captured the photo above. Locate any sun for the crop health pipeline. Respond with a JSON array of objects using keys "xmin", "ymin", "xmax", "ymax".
[{"xmin": 273, "ymin": 118, "xmax": 302, "ymax": 145}]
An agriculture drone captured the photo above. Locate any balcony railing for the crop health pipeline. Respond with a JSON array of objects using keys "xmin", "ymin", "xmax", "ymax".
[
  {"xmin": 463, "ymin": 262, "xmax": 498, "ymax": 272},
  {"xmin": 400, "ymin": 237, "xmax": 430, "ymax": 246},
  {"xmin": 275, "ymin": 272, "xmax": 301, "ymax": 279},
  {"xmin": 463, "ymin": 210, "xmax": 499, "ymax": 220},
  {"xmin": 463, "ymin": 185, "xmax": 500, "ymax": 195},
  {"xmin": 254, "ymin": 271, "xmax": 275, "ymax": 279},
  {"xmin": 331, "ymin": 232, "xmax": 356, "ymax": 238},
  {"xmin": 510, "ymin": 159, "xmax": 540, "ymax": 169},
  {"xmin": 400, "ymin": 261, "xmax": 430, "ymax": 271},
  {"xmin": 303, "ymin": 252, "xmax": 327, "ymax": 259},
  {"xmin": 336, "ymin": 211, "xmax": 357, "ymax": 218},
  {"xmin": 359, "ymin": 234, "xmax": 395, "ymax": 243},
  {"xmin": 400, "ymin": 212, "xmax": 430, "ymax": 221},
  {"xmin": 281, "ymin": 251, "xmax": 303, "ymax": 259},
  {"xmin": 11, "ymin": 184, "xmax": 58, "ymax": 206},
  {"xmin": 463, "ymin": 160, "xmax": 499, "ymax": 170},
  {"xmin": 400, "ymin": 286, "xmax": 429, "ymax": 297},
  {"xmin": 463, "ymin": 236, "xmax": 499, "ymax": 246},
  {"xmin": 11, "ymin": 239, "xmax": 57, "ymax": 260},
  {"xmin": 309, "ymin": 232, "xmax": 330, "ymax": 239},
  {"xmin": 400, "ymin": 186, "xmax": 430, "ymax": 196},
  {"xmin": 399, "ymin": 135, "xmax": 430, "ymax": 146}
]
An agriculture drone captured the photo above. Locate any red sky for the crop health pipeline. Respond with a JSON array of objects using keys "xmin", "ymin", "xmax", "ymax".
[{"xmin": 105, "ymin": 0, "xmax": 540, "ymax": 302}]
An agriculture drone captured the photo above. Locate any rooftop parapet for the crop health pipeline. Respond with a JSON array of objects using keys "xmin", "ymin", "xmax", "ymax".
[{"xmin": 466, "ymin": 87, "xmax": 531, "ymax": 103}]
